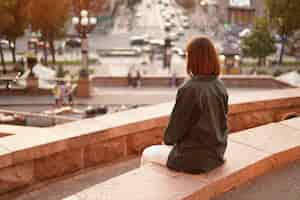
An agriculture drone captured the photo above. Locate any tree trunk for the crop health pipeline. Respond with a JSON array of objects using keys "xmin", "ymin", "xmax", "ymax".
[
  {"xmin": 279, "ymin": 42, "xmax": 285, "ymax": 64},
  {"xmin": 9, "ymin": 40, "xmax": 16, "ymax": 64},
  {"xmin": 0, "ymin": 45, "xmax": 6, "ymax": 74},
  {"xmin": 257, "ymin": 58, "xmax": 261, "ymax": 66},
  {"xmin": 278, "ymin": 35, "xmax": 287, "ymax": 65},
  {"xmin": 49, "ymin": 40, "xmax": 56, "ymax": 64},
  {"xmin": 259, "ymin": 57, "xmax": 266, "ymax": 66},
  {"xmin": 12, "ymin": 40, "xmax": 17, "ymax": 64},
  {"xmin": 43, "ymin": 40, "xmax": 48, "ymax": 66}
]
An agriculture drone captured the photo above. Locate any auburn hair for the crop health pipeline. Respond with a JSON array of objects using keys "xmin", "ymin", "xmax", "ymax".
[{"xmin": 186, "ymin": 37, "xmax": 220, "ymax": 76}]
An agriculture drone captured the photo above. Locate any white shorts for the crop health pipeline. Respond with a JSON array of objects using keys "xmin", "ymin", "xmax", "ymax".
[{"xmin": 141, "ymin": 145, "xmax": 173, "ymax": 166}]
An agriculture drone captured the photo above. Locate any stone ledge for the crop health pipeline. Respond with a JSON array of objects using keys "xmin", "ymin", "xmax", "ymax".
[
  {"xmin": 65, "ymin": 119, "xmax": 300, "ymax": 200},
  {"xmin": 280, "ymin": 117, "xmax": 300, "ymax": 130},
  {"xmin": 92, "ymin": 75, "xmax": 296, "ymax": 88},
  {"xmin": 0, "ymin": 89, "xmax": 300, "ymax": 195}
]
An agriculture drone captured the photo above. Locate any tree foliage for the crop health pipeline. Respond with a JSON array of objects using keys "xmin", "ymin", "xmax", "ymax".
[
  {"xmin": 265, "ymin": 0, "xmax": 300, "ymax": 63},
  {"xmin": 241, "ymin": 18, "xmax": 276, "ymax": 65},
  {"xmin": 0, "ymin": 0, "xmax": 28, "ymax": 65},
  {"xmin": 56, "ymin": 64, "xmax": 67, "ymax": 78},
  {"xmin": 27, "ymin": 0, "xmax": 71, "ymax": 65}
]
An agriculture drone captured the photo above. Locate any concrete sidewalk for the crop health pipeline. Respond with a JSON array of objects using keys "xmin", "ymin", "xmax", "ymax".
[
  {"xmin": 0, "ymin": 87, "xmax": 271, "ymax": 108},
  {"xmin": 215, "ymin": 160, "xmax": 300, "ymax": 200}
]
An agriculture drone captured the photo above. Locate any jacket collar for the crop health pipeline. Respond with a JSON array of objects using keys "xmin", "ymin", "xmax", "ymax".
[{"xmin": 191, "ymin": 75, "xmax": 218, "ymax": 81}]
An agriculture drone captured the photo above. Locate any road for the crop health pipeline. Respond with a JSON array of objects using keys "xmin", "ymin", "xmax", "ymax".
[{"xmin": 6, "ymin": 0, "xmax": 225, "ymax": 76}]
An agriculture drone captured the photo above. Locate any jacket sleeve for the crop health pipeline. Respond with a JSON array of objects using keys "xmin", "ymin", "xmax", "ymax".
[{"xmin": 164, "ymin": 87, "xmax": 196, "ymax": 145}]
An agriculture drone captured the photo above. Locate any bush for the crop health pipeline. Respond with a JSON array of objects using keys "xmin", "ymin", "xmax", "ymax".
[
  {"xmin": 56, "ymin": 64, "xmax": 67, "ymax": 78},
  {"xmin": 78, "ymin": 68, "xmax": 89, "ymax": 77},
  {"xmin": 256, "ymin": 68, "xmax": 270, "ymax": 75},
  {"xmin": 273, "ymin": 69, "xmax": 284, "ymax": 77}
]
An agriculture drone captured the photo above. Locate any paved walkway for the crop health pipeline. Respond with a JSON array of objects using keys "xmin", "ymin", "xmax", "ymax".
[{"xmin": 215, "ymin": 160, "xmax": 300, "ymax": 200}]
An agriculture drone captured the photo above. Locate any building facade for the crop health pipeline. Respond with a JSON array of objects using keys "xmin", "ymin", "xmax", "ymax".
[
  {"xmin": 219, "ymin": 0, "xmax": 265, "ymax": 25},
  {"xmin": 177, "ymin": 0, "xmax": 265, "ymax": 26}
]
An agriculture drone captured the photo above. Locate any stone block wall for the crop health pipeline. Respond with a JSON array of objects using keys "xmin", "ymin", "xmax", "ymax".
[{"xmin": 0, "ymin": 88, "xmax": 300, "ymax": 195}]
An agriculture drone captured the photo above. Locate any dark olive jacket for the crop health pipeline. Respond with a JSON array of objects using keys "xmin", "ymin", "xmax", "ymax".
[{"xmin": 164, "ymin": 75, "xmax": 229, "ymax": 174}]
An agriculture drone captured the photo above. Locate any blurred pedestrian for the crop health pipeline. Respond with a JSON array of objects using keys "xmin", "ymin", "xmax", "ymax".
[
  {"xmin": 59, "ymin": 81, "xmax": 66, "ymax": 106},
  {"xmin": 149, "ymin": 48, "xmax": 154, "ymax": 63},
  {"xmin": 52, "ymin": 82, "xmax": 61, "ymax": 107},
  {"xmin": 136, "ymin": 69, "xmax": 142, "ymax": 88},
  {"xmin": 127, "ymin": 67, "xmax": 134, "ymax": 87},
  {"xmin": 66, "ymin": 82, "xmax": 76, "ymax": 106},
  {"xmin": 170, "ymin": 72, "xmax": 177, "ymax": 88}
]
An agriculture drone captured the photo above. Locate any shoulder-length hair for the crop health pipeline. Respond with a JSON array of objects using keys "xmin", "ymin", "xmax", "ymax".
[{"xmin": 186, "ymin": 37, "xmax": 220, "ymax": 76}]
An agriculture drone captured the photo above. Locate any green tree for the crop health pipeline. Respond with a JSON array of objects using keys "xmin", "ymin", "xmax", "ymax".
[
  {"xmin": 265, "ymin": 0, "xmax": 300, "ymax": 64},
  {"xmin": 27, "ymin": 0, "xmax": 71, "ymax": 65},
  {"xmin": 241, "ymin": 18, "xmax": 276, "ymax": 66}
]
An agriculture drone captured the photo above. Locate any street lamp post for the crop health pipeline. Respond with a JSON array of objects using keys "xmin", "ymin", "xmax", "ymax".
[
  {"xmin": 72, "ymin": 10, "xmax": 97, "ymax": 77},
  {"xmin": 163, "ymin": 37, "xmax": 172, "ymax": 70},
  {"xmin": 72, "ymin": 10, "xmax": 97, "ymax": 98}
]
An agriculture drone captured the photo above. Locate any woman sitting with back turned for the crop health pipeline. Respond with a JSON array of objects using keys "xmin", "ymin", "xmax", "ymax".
[{"xmin": 141, "ymin": 37, "xmax": 229, "ymax": 174}]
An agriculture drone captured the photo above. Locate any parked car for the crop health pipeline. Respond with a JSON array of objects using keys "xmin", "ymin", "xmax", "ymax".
[
  {"xmin": 165, "ymin": 17, "xmax": 171, "ymax": 23},
  {"xmin": 135, "ymin": 12, "xmax": 142, "ymax": 18},
  {"xmin": 180, "ymin": 16, "xmax": 189, "ymax": 22},
  {"xmin": 27, "ymin": 39, "xmax": 50, "ymax": 50},
  {"xmin": 65, "ymin": 38, "xmax": 81, "ymax": 48},
  {"xmin": 169, "ymin": 32, "xmax": 178, "ymax": 41},
  {"xmin": 130, "ymin": 35, "xmax": 149, "ymax": 45},
  {"xmin": 182, "ymin": 22, "xmax": 190, "ymax": 29},
  {"xmin": 0, "ymin": 40, "xmax": 10, "ymax": 49},
  {"xmin": 170, "ymin": 20, "xmax": 177, "ymax": 27},
  {"xmin": 149, "ymin": 39, "xmax": 165, "ymax": 47},
  {"xmin": 177, "ymin": 28, "xmax": 185, "ymax": 36},
  {"xmin": 164, "ymin": 22, "xmax": 172, "ymax": 31},
  {"xmin": 169, "ymin": 11, "xmax": 176, "ymax": 17}
]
